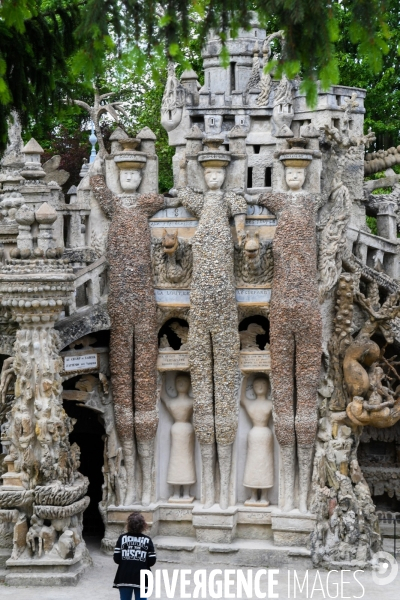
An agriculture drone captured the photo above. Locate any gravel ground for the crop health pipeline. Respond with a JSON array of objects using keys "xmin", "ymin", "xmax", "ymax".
[{"xmin": 1, "ymin": 538, "xmax": 400, "ymax": 600}]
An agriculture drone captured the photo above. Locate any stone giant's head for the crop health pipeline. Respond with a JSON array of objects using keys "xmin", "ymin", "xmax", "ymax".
[
  {"xmin": 114, "ymin": 142, "xmax": 147, "ymax": 193},
  {"xmin": 285, "ymin": 167, "xmax": 306, "ymax": 191},
  {"xmin": 198, "ymin": 140, "xmax": 231, "ymax": 191},
  {"xmin": 119, "ymin": 168, "xmax": 143, "ymax": 193},
  {"xmin": 203, "ymin": 167, "xmax": 226, "ymax": 191},
  {"xmin": 280, "ymin": 144, "xmax": 313, "ymax": 192}
]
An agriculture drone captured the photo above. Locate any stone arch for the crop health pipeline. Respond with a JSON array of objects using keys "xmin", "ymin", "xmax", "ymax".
[{"xmin": 55, "ymin": 304, "xmax": 110, "ymax": 349}]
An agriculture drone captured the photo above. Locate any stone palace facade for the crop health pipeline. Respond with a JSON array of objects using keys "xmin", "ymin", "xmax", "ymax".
[{"xmin": 1, "ymin": 19, "xmax": 400, "ymax": 584}]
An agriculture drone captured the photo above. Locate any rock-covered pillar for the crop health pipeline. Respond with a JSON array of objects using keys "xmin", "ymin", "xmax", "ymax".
[{"xmin": 0, "ymin": 255, "xmax": 91, "ymax": 585}]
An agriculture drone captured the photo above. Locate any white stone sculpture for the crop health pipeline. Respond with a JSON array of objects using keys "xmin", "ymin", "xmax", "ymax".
[
  {"xmin": 241, "ymin": 376, "xmax": 274, "ymax": 506},
  {"xmin": 161, "ymin": 372, "xmax": 196, "ymax": 502}
]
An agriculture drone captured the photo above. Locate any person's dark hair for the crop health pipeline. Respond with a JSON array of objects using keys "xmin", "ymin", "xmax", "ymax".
[{"xmin": 127, "ymin": 512, "xmax": 147, "ymax": 535}]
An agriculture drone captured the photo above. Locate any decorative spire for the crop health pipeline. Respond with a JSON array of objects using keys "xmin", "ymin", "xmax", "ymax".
[{"xmin": 89, "ymin": 122, "xmax": 98, "ymax": 163}]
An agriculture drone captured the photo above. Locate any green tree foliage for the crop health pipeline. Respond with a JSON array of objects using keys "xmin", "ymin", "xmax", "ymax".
[
  {"xmin": 0, "ymin": 1, "xmax": 82, "ymax": 149},
  {"xmin": 0, "ymin": 1, "xmax": 393, "ymax": 118},
  {"xmin": 71, "ymin": 0, "xmax": 391, "ymax": 107},
  {"xmin": 0, "ymin": 0, "xmax": 397, "ymax": 171},
  {"xmin": 335, "ymin": 0, "xmax": 400, "ymax": 148}
]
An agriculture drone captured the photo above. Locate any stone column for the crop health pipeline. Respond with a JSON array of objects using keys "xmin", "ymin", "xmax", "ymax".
[
  {"xmin": 35, "ymin": 202, "xmax": 57, "ymax": 254},
  {"xmin": 0, "ymin": 257, "xmax": 91, "ymax": 585},
  {"xmin": 376, "ymin": 201, "xmax": 397, "ymax": 241},
  {"xmin": 15, "ymin": 204, "xmax": 35, "ymax": 256}
]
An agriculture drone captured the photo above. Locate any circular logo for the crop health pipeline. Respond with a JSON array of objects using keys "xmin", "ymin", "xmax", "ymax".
[{"xmin": 372, "ymin": 551, "xmax": 399, "ymax": 586}]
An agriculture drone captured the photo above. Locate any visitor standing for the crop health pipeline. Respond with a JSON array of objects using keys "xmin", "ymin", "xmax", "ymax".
[{"xmin": 113, "ymin": 512, "xmax": 156, "ymax": 600}]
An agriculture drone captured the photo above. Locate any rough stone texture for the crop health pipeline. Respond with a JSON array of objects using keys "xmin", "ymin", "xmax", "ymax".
[
  {"xmin": 90, "ymin": 174, "xmax": 164, "ymax": 444},
  {"xmin": 258, "ymin": 191, "xmax": 322, "ymax": 448},
  {"xmin": 178, "ymin": 187, "xmax": 247, "ymax": 446}
]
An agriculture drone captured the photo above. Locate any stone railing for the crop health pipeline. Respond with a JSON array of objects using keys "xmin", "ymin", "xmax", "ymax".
[{"xmin": 347, "ymin": 225, "xmax": 399, "ymax": 280}]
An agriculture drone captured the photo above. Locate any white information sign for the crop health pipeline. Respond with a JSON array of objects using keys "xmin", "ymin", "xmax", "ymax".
[
  {"xmin": 64, "ymin": 354, "xmax": 98, "ymax": 372},
  {"xmin": 236, "ymin": 288, "xmax": 271, "ymax": 303},
  {"xmin": 245, "ymin": 219, "xmax": 277, "ymax": 227},
  {"xmin": 155, "ymin": 289, "xmax": 270, "ymax": 304},
  {"xmin": 155, "ymin": 289, "xmax": 190, "ymax": 304},
  {"xmin": 157, "ymin": 352, "xmax": 190, "ymax": 371},
  {"xmin": 149, "ymin": 220, "xmax": 198, "ymax": 228}
]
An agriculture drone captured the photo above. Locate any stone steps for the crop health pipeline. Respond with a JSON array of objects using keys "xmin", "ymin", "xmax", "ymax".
[{"xmin": 154, "ymin": 535, "xmax": 312, "ymax": 569}]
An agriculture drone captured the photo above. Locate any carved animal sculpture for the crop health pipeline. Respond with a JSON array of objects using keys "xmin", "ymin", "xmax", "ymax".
[
  {"xmin": 240, "ymin": 323, "xmax": 267, "ymax": 351},
  {"xmin": 343, "ymin": 337, "xmax": 381, "ymax": 399},
  {"xmin": 234, "ymin": 232, "xmax": 273, "ymax": 286},
  {"xmin": 151, "ymin": 231, "xmax": 192, "ymax": 286}
]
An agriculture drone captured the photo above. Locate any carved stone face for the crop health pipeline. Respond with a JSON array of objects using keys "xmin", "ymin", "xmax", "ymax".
[
  {"xmin": 119, "ymin": 169, "xmax": 142, "ymax": 192},
  {"xmin": 285, "ymin": 167, "xmax": 306, "ymax": 191},
  {"xmin": 204, "ymin": 167, "xmax": 226, "ymax": 191},
  {"xmin": 176, "ymin": 374, "xmax": 191, "ymax": 394},
  {"xmin": 253, "ymin": 377, "xmax": 268, "ymax": 396},
  {"xmin": 162, "ymin": 230, "xmax": 178, "ymax": 255}
]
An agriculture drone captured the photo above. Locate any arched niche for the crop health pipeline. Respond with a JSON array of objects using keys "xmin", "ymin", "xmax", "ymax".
[
  {"xmin": 158, "ymin": 318, "xmax": 189, "ymax": 351},
  {"xmin": 239, "ymin": 315, "xmax": 270, "ymax": 351}
]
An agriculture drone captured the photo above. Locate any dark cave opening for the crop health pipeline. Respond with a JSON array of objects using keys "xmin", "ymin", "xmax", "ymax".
[{"xmin": 64, "ymin": 399, "xmax": 105, "ymax": 538}]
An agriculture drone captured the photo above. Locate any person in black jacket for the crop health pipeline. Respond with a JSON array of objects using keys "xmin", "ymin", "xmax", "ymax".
[{"xmin": 113, "ymin": 512, "xmax": 156, "ymax": 600}]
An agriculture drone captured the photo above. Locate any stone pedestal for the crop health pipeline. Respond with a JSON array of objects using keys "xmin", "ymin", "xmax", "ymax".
[
  {"xmin": 4, "ymin": 542, "xmax": 91, "ymax": 586},
  {"xmin": 271, "ymin": 511, "xmax": 316, "ymax": 547},
  {"xmin": 192, "ymin": 506, "xmax": 238, "ymax": 543}
]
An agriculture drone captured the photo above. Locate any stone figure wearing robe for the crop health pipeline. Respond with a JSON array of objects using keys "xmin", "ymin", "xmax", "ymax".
[
  {"xmin": 241, "ymin": 376, "xmax": 274, "ymax": 505},
  {"xmin": 161, "ymin": 372, "xmax": 196, "ymax": 501}
]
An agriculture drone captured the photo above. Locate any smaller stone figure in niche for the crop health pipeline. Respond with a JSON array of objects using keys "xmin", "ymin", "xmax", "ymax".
[
  {"xmin": 161, "ymin": 373, "xmax": 196, "ymax": 502},
  {"xmin": 241, "ymin": 376, "xmax": 274, "ymax": 506}
]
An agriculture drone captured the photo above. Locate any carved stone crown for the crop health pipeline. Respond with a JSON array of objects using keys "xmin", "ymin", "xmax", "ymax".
[
  {"xmin": 279, "ymin": 138, "xmax": 313, "ymax": 168},
  {"xmin": 198, "ymin": 137, "xmax": 231, "ymax": 168},
  {"xmin": 114, "ymin": 138, "xmax": 147, "ymax": 170}
]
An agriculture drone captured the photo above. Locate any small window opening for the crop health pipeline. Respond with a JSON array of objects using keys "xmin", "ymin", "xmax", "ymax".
[
  {"xmin": 332, "ymin": 118, "xmax": 340, "ymax": 129},
  {"xmin": 168, "ymin": 110, "xmax": 172, "ymax": 121},
  {"xmin": 247, "ymin": 167, "xmax": 253, "ymax": 188},
  {"xmin": 76, "ymin": 282, "xmax": 89, "ymax": 309},
  {"xmin": 230, "ymin": 62, "xmax": 236, "ymax": 93},
  {"xmin": 336, "ymin": 95, "xmax": 341, "ymax": 106},
  {"xmin": 210, "ymin": 117, "xmax": 215, "ymax": 126},
  {"xmin": 265, "ymin": 167, "xmax": 272, "ymax": 187},
  {"xmin": 253, "ymin": 145, "xmax": 261, "ymax": 154},
  {"xmin": 63, "ymin": 215, "xmax": 71, "ymax": 248}
]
